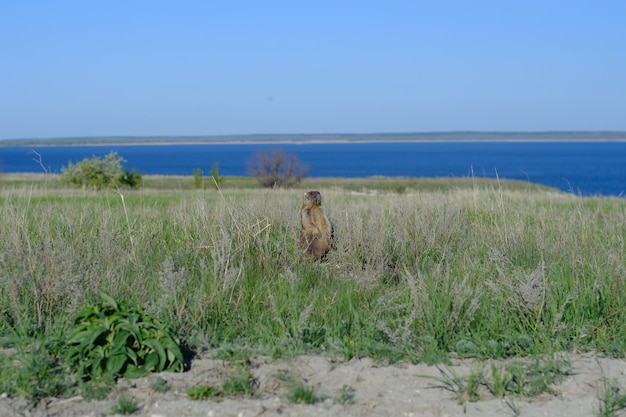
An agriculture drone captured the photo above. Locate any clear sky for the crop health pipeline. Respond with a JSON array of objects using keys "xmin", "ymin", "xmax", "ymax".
[{"xmin": 1, "ymin": 1, "xmax": 625, "ymax": 139}]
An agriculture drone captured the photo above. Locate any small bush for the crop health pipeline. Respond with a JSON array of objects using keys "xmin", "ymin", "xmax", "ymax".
[
  {"xmin": 247, "ymin": 149, "xmax": 309, "ymax": 188},
  {"xmin": 193, "ymin": 167, "xmax": 203, "ymax": 189},
  {"xmin": 210, "ymin": 161, "xmax": 223, "ymax": 189},
  {"xmin": 66, "ymin": 293, "xmax": 184, "ymax": 381},
  {"xmin": 61, "ymin": 152, "xmax": 141, "ymax": 190},
  {"xmin": 119, "ymin": 168, "xmax": 142, "ymax": 188}
]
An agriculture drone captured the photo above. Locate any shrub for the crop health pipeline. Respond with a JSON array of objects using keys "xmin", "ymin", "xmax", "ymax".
[
  {"xmin": 210, "ymin": 161, "xmax": 223, "ymax": 189},
  {"xmin": 247, "ymin": 149, "xmax": 309, "ymax": 188},
  {"xmin": 193, "ymin": 167, "xmax": 203, "ymax": 189},
  {"xmin": 61, "ymin": 152, "xmax": 141, "ymax": 190},
  {"xmin": 119, "ymin": 168, "xmax": 142, "ymax": 188},
  {"xmin": 66, "ymin": 293, "xmax": 184, "ymax": 381}
]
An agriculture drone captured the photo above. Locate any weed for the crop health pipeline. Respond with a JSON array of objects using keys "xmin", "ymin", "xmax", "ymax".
[
  {"xmin": 598, "ymin": 379, "xmax": 626, "ymax": 417},
  {"xmin": 0, "ymin": 334, "xmax": 72, "ymax": 402},
  {"xmin": 111, "ymin": 395, "xmax": 139, "ymax": 415},
  {"xmin": 511, "ymin": 356, "xmax": 571, "ymax": 397},
  {"xmin": 150, "ymin": 377, "xmax": 169, "ymax": 393},
  {"xmin": 66, "ymin": 293, "xmax": 184, "ymax": 381},
  {"xmin": 186, "ymin": 385, "xmax": 221, "ymax": 401},
  {"xmin": 428, "ymin": 355, "xmax": 571, "ymax": 404},
  {"xmin": 221, "ymin": 366, "xmax": 256, "ymax": 397},
  {"xmin": 485, "ymin": 362, "xmax": 509, "ymax": 398},
  {"xmin": 430, "ymin": 365, "xmax": 484, "ymax": 404},
  {"xmin": 335, "ymin": 385, "xmax": 356, "ymax": 405},
  {"xmin": 281, "ymin": 375, "xmax": 326, "ymax": 404},
  {"xmin": 78, "ymin": 376, "xmax": 115, "ymax": 401}
]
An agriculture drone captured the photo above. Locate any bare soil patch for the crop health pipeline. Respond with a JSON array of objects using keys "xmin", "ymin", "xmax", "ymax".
[{"xmin": 2, "ymin": 352, "xmax": 624, "ymax": 417}]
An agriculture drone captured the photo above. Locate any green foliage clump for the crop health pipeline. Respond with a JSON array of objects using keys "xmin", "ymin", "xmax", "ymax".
[
  {"xmin": 66, "ymin": 293, "xmax": 184, "ymax": 381},
  {"xmin": 192, "ymin": 167, "xmax": 203, "ymax": 189},
  {"xmin": 119, "ymin": 168, "xmax": 143, "ymax": 188},
  {"xmin": 0, "ymin": 338, "xmax": 72, "ymax": 401},
  {"xmin": 111, "ymin": 395, "xmax": 139, "ymax": 415},
  {"xmin": 599, "ymin": 379, "xmax": 626, "ymax": 417},
  {"xmin": 61, "ymin": 152, "xmax": 141, "ymax": 190},
  {"xmin": 187, "ymin": 384, "xmax": 221, "ymax": 400},
  {"xmin": 283, "ymin": 377, "xmax": 326, "ymax": 404},
  {"xmin": 210, "ymin": 161, "xmax": 223, "ymax": 189}
]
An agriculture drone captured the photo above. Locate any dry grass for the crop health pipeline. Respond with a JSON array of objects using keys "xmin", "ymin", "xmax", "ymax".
[{"xmin": 1, "ymin": 174, "xmax": 626, "ymax": 362}]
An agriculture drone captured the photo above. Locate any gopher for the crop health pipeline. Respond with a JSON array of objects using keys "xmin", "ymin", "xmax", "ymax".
[{"xmin": 300, "ymin": 191, "xmax": 333, "ymax": 259}]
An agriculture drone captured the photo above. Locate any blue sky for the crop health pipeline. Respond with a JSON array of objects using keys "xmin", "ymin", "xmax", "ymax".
[{"xmin": 1, "ymin": 1, "xmax": 625, "ymax": 139}]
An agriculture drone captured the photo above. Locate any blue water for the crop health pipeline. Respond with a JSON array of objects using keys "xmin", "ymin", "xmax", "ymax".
[{"xmin": 1, "ymin": 142, "xmax": 625, "ymax": 196}]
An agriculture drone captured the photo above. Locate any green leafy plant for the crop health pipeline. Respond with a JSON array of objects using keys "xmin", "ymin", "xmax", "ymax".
[
  {"xmin": 66, "ymin": 293, "xmax": 184, "ymax": 381},
  {"xmin": 119, "ymin": 168, "xmax": 142, "ymax": 188},
  {"xmin": 187, "ymin": 384, "xmax": 221, "ymax": 400},
  {"xmin": 60, "ymin": 152, "xmax": 141, "ymax": 190}
]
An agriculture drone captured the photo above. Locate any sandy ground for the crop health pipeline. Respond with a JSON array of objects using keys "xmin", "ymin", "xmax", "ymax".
[{"xmin": 2, "ymin": 352, "xmax": 625, "ymax": 417}]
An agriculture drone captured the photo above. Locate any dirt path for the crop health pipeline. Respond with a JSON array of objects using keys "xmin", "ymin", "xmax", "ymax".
[{"xmin": 2, "ymin": 352, "xmax": 624, "ymax": 417}]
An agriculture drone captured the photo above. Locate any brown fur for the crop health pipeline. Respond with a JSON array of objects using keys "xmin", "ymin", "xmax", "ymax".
[{"xmin": 300, "ymin": 191, "xmax": 333, "ymax": 259}]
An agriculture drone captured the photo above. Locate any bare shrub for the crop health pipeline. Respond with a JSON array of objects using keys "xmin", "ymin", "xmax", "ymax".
[{"xmin": 247, "ymin": 149, "xmax": 309, "ymax": 188}]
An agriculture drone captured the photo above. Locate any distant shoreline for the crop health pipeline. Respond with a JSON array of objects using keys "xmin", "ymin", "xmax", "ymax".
[
  {"xmin": 2, "ymin": 132, "xmax": 626, "ymax": 146},
  {"xmin": 5, "ymin": 138, "xmax": 626, "ymax": 147}
]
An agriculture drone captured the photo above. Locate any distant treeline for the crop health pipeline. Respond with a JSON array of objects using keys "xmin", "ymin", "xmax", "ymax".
[{"xmin": 2, "ymin": 131, "xmax": 626, "ymax": 146}]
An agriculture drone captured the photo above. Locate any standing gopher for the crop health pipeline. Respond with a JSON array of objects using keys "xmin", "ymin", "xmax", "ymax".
[{"xmin": 300, "ymin": 191, "xmax": 333, "ymax": 259}]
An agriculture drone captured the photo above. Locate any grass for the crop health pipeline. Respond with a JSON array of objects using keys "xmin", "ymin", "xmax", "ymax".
[
  {"xmin": 111, "ymin": 395, "xmax": 139, "ymax": 415},
  {"xmin": 598, "ymin": 379, "xmax": 626, "ymax": 417},
  {"xmin": 1, "ymin": 173, "xmax": 626, "ymax": 403},
  {"xmin": 221, "ymin": 365, "xmax": 256, "ymax": 396},
  {"xmin": 280, "ymin": 375, "xmax": 326, "ymax": 404},
  {"xmin": 428, "ymin": 355, "xmax": 572, "ymax": 406},
  {"xmin": 185, "ymin": 366, "xmax": 256, "ymax": 401},
  {"xmin": 186, "ymin": 385, "xmax": 221, "ymax": 401},
  {"xmin": 150, "ymin": 377, "xmax": 169, "ymax": 393},
  {"xmin": 335, "ymin": 385, "xmax": 356, "ymax": 405}
]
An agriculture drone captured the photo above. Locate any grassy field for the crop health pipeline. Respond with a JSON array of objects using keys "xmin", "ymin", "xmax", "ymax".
[{"xmin": 1, "ymin": 173, "xmax": 626, "ymax": 399}]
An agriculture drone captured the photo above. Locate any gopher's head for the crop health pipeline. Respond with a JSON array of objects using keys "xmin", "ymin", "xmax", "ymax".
[{"xmin": 303, "ymin": 191, "xmax": 322, "ymax": 207}]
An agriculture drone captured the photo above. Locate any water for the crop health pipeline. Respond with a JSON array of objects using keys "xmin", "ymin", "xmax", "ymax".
[{"xmin": 1, "ymin": 142, "xmax": 625, "ymax": 196}]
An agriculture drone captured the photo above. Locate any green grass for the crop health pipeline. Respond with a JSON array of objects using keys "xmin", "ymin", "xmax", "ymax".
[
  {"xmin": 428, "ymin": 355, "xmax": 572, "ymax": 406},
  {"xmin": 186, "ymin": 384, "xmax": 221, "ymax": 400},
  {"xmin": 150, "ymin": 377, "xmax": 169, "ymax": 393},
  {"xmin": 598, "ymin": 379, "xmax": 626, "ymax": 417},
  {"xmin": 2, "ymin": 173, "xmax": 626, "ymax": 402},
  {"xmin": 281, "ymin": 376, "xmax": 326, "ymax": 404},
  {"xmin": 111, "ymin": 395, "xmax": 139, "ymax": 415}
]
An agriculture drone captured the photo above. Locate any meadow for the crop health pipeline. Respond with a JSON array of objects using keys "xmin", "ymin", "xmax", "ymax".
[{"xmin": 1, "ymin": 173, "xmax": 626, "ymax": 404}]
